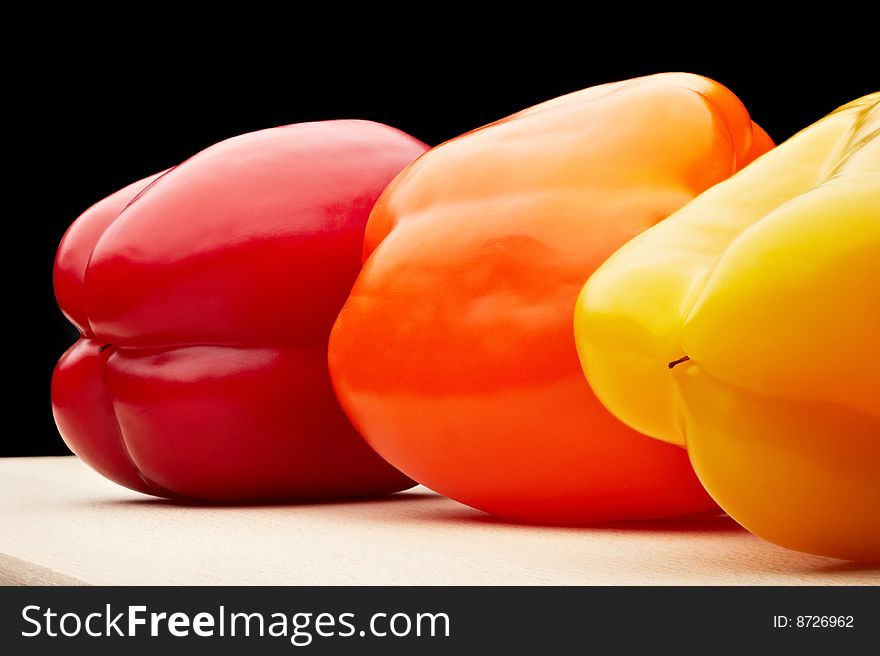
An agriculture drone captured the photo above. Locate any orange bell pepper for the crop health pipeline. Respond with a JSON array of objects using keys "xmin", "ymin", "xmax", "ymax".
[{"xmin": 329, "ymin": 73, "xmax": 773, "ymax": 523}]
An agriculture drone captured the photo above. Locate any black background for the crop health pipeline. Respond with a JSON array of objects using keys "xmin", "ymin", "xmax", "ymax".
[{"xmin": 25, "ymin": 33, "xmax": 878, "ymax": 457}]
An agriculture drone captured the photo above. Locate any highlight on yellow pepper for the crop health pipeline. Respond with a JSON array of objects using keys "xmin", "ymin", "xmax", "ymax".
[{"xmin": 574, "ymin": 93, "xmax": 879, "ymax": 560}]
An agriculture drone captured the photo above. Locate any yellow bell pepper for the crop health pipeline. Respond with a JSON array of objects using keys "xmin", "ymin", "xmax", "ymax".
[{"xmin": 574, "ymin": 93, "xmax": 879, "ymax": 560}]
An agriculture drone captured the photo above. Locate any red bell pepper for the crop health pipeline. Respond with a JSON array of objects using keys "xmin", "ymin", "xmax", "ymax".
[{"xmin": 52, "ymin": 120, "xmax": 426, "ymax": 500}]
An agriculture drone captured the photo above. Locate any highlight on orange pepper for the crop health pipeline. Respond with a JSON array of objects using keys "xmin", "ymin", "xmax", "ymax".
[
  {"xmin": 329, "ymin": 73, "xmax": 773, "ymax": 523},
  {"xmin": 576, "ymin": 93, "xmax": 879, "ymax": 559}
]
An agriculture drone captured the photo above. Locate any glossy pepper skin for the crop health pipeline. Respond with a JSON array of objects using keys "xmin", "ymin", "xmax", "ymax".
[
  {"xmin": 576, "ymin": 94, "xmax": 879, "ymax": 559},
  {"xmin": 328, "ymin": 74, "xmax": 773, "ymax": 523},
  {"xmin": 52, "ymin": 120, "xmax": 426, "ymax": 500}
]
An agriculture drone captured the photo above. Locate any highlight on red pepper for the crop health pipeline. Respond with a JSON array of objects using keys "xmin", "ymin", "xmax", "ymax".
[
  {"xmin": 52, "ymin": 120, "xmax": 427, "ymax": 500},
  {"xmin": 329, "ymin": 73, "xmax": 774, "ymax": 524}
]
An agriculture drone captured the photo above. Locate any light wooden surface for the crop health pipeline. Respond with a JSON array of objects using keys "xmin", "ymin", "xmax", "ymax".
[{"xmin": 2, "ymin": 457, "xmax": 876, "ymax": 585}]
